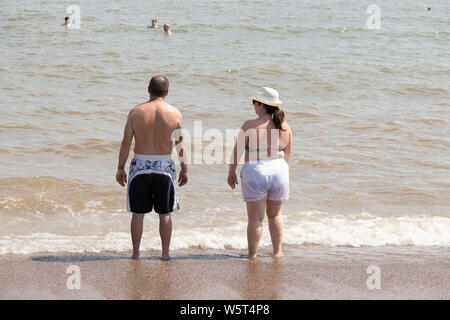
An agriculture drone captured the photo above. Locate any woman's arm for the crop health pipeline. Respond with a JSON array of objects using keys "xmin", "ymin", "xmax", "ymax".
[
  {"xmin": 283, "ymin": 122, "xmax": 292, "ymax": 163},
  {"xmin": 227, "ymin": 122, "xmax": 248, "ymax": 189}
]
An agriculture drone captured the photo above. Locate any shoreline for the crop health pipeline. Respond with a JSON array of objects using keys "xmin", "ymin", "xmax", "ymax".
[{"xmin": 0, "ymin": 245, "xmax": 448, "ymax": 299}]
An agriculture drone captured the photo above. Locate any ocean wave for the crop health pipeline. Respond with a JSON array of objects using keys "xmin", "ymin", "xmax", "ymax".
[
  {"xmin": 0, "ymin": 124, "xmax": 40, "ymax": 131},
  {"xmin": 0, "ymin": 176, "xmax": 122, "ymax": 216},
  {"xmin": 34, "ymin": 106, "xmax": 112, "ymax": 116},
  {"xmin": 284, "ymin": 210, "xmax": 450, "ymax": 247},
  {"xmin": 29, "ymin": 139, "xmax": 120, "ymax": 157},
  {"xmin": 0, "ymin": 210, "xmax": 449, "ymax": 255}
]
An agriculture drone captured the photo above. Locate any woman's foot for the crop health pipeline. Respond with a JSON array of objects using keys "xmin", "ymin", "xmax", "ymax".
[{"xmin": 273, "ymin": 251, "xmax": 283, "ymax": 259}]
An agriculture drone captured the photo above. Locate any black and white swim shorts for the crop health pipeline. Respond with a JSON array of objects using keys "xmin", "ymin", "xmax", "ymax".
[{"xmin": 127, "ymin": 154, "xmax": 179, "ymax": 214}]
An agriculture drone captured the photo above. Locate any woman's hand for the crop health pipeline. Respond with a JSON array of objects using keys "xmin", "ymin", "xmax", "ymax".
[{"xmin": 227, "ymin": 172, "xmax": 238, "ymax": 189}]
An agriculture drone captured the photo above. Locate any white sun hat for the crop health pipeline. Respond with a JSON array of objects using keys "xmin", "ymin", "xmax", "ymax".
[{"xmin": 251, "ymin": 87, "xmax": 282, "ymax": 107}]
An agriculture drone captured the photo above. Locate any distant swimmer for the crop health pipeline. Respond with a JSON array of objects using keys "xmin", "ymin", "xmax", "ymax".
[
  {"xmin": 62, "ymin": 16, "xmax": 72, "ymax": 27},
  {"xmin": 428, "ymin": 7, "xmax": 431, "ymax": 11},
  {"xmin": 164, "ymin": 23, "xmax": 172, "ymax": 35},
  {"xmin": 148, "ymin": 19, "xmax": 158, "ymax": 29}
]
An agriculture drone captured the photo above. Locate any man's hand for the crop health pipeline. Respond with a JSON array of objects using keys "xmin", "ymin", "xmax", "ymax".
[
  {"xmin": 116, "ymin": 168, "xmax": 127, "ymax": 187},
  {"xmin": 178, "ymin": 169, "xmax": 188, "ymax": 187},
  {"xmin": 227, "ymin": 172, "xmax": 238, "ymax": 189}
]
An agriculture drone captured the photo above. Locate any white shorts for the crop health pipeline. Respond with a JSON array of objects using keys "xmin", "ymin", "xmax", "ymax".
[{"xmin": 240, "ymin": 158, "xmax": 289, "ymax": 202}]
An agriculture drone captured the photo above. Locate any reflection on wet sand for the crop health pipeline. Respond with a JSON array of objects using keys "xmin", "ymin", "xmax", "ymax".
[
  {"xmin": 4, "ymin": 247, "xmax": 448, "ymax": 299},
  {"xmin": 232, "ymin": 256, "xmax": 283, "ymax": 299},
  {"xmin": 127, "ymin": 260, "xmax": 175, "ymax": 299}
]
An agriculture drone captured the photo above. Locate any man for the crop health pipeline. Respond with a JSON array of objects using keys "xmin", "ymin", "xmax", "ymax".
[
  {"xmin": 163, "ymin": 23, "xmax": 172, "ymax": 35},
  {"xmin": 116, "ymin": 75, "xmax": 188, "ymax": 260}
]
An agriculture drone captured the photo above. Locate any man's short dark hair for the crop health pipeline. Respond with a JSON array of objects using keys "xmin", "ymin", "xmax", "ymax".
[{"xmin": 149, "ymin": 75, "xmax": 169, "ymax": 97}]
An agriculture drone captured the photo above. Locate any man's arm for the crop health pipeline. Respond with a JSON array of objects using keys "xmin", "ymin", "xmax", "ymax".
[{"xmin": 116, "ymin": 110, "xmax": 134, "ymax": 186}]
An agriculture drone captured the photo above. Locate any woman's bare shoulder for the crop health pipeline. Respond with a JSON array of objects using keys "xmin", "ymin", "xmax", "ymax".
[
  {"xmin": 241, "ymin": 119, "xmax": 258, "ymax": 130},
  {"xmin": 282, "ymin": 120, "xmax": 291, "ymax": 131}
]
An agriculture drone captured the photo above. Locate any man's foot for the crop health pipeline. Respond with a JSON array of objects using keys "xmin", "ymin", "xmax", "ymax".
[
  {"xmin": 132, "ymin": 251, "xmax": 140, "ymax": 260},
  {"xmin": 162, "ymin": 254, "xmax": 170, "ymax": 261}
]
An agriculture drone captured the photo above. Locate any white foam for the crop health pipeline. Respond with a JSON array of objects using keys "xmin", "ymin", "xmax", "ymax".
[{"xmin": 0, "ymin": 211, "xmax": 449, "ymax": 254}]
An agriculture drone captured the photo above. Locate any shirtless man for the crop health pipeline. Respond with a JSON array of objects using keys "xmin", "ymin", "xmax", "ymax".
[
  {"xmin": 163, "ymin": 23, "xmax": 172, "ymax": 35},
  {"xmin": 116, "ymin": 75, "xmax": 188, "ymax": 260}
]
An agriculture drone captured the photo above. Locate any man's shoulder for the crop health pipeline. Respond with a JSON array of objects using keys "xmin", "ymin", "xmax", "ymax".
[
  {"xmin": 126, "ymin": 103, "xmax": 151, "ymax": 123},
  {"xmin": 129, "ymin": 101, "xmax": 181, "ymax": 121},
  {"xmin": 127, "ymin": 104, "xmax": 141, "ymax": 118},
  {"xmin": 131, "ymin": 102, "xmax": 149, "ymax": 112},
  {"xmin": 163, "ymin": 102, "xmax": 182, "ymax": 118}
]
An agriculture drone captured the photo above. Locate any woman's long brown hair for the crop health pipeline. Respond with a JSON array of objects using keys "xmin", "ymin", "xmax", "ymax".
[{"xmin": 263, "ymin": 104, "xmax": 285, "ymax": 131}]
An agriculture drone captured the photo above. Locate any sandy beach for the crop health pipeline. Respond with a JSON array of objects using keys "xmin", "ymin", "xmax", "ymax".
[
  {"xmin": 1, "ymin": 1, "xmax": 449, "ymax": 303},
  {"xmin": 0, "ymin": 245, "xmax": 448, "ymax": 300}
]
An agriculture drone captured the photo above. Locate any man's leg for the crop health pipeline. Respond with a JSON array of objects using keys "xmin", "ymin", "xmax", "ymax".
[
  {"xmin": 131, "ymin": 213, "xmax": 145, "ymax": 259},
  {"xmin": 246, "ymin": 198, "xmax": 267, "ymax": 259},
  {"xmin": 266, "ymin": 200, "xmax": 283, "ymax": 258},
  {"xmin": 159, "ymin": 214, "xmax": 172, "ymax": 260}
]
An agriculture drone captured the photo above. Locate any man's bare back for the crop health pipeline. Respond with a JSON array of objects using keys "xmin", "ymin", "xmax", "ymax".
[
  {"xmin": 131, "ymin": 98, "xmax": 182, "ymax": 155},
  {"xmin": 116, "ymin": 75, "xmax": 187, "ymax": 261}
]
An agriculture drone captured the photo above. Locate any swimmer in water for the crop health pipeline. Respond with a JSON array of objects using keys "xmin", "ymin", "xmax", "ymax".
[
  {"xmin": 164, "ymin": 23, "xmax": 172, "ymax": 35},
  {"xmin": 148, "ymin": 19, "xmax": 158, "ymax": 29},
  {"xmin": 62, "ymin": 16, "xmax": 72, "ymax": 27}
]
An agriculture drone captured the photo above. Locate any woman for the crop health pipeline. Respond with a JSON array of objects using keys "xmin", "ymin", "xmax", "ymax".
[{"xmin": 228, "ymin": 87, "xmax": 292, "ymax": 258}]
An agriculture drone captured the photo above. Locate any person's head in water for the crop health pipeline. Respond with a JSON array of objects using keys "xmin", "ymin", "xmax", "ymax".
[
  {"xmin": 63, "ymin": 16, "xmax": 71, "ymax": 26},
  {"xmin": 151, "ymin": 19, "xmax": 158, "ymax": 28},
  {"xmin": 148, "ymin": 75, "xmax": 169, "ymax": 99},
  {"xmin": 164, "ymin": 23, "xmax": 172, "ymax": 35},
  {"xmin": 252, "ymin": 87, "xmax": 286, "ymax": 131}
]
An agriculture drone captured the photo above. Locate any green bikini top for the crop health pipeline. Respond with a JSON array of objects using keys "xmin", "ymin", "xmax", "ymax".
[{"xmin": 245, "ymin": 146, "xmax": 283, "ymax": 152}]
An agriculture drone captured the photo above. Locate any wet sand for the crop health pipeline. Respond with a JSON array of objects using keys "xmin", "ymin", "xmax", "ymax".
[{"xmin": 0, "ymin": 245, "xmax": 448, "ymax": 300}]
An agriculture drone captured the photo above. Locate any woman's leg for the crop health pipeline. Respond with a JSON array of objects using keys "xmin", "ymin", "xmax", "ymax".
[
  {"xmin": 246, "ymin": 198, "xmax": 267, "ymax": 259},
  {"xmin": 266, "ymin": 200, "xmax": 283, "ymax": 257}
]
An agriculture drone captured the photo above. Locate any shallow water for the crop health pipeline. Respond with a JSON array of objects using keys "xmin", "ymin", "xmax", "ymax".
[{"xmin": 0, "ymin": 0, "xmax": 449, "ymax": 254}]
